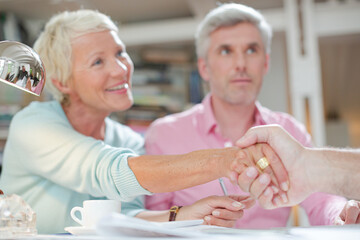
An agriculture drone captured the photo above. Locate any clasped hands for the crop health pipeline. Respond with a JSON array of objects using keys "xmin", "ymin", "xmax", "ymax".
[
  {"xmin": 226, "ymin": 134, "xmax": 360, "ymax": 225},
  {"xmin": 181, "ymin": 140, "xmax": 359, "ymax": 227}
]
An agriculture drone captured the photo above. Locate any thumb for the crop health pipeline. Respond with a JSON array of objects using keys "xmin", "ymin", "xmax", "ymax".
[
  {"xmin": 236, "ymin": 124, "xmax": 283, "ymax": 149},
  {"xmin": 236, "ymin": 126, "xmax": 270, "ymax": 148}
]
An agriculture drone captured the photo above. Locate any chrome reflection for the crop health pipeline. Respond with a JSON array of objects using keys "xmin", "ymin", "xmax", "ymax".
[{"xmin": 0, "ymin": 41, "xmax": 46, "ymax": 96}]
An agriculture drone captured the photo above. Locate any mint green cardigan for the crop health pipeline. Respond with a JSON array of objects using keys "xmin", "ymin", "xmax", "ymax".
[{"xmin": 0, "ymin": 101, "xmax": 150, "ymax": 233}]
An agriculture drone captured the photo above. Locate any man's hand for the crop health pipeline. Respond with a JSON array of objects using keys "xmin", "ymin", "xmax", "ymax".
[{"xmin": 235, "ymin": 125, "xmax": 315, "ymax": 209}]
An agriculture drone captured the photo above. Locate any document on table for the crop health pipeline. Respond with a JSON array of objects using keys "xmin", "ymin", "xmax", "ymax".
[
  {"xmin": 96, "ymin": 213, "xmax": 289, "ymax": 238},
  {"xmin": 96, "ymin": 213, "xmax": 206, "ymax": 238},
  {"xmin": 96, "ymin": 213, "xmax": 360, "ymax": 239}
]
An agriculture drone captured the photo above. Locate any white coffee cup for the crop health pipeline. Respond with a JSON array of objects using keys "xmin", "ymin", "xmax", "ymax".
[{"xmin": 70, "ymin": 200, "xmax": 121, "ymax": 227}]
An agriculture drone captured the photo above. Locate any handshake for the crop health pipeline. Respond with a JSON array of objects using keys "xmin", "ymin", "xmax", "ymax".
[
  {"xmin": 133, "ymin": 125, "xmax": 360, "ymax": 228},
  {"xmin": 224, "ymin": 124, "xmax": 360, "ymax": 226}
]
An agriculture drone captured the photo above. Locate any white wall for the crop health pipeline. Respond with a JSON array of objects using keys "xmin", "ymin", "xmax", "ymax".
[{"xmin": 258, "ymin": 32, "xmax": 289, "ymax": 113}]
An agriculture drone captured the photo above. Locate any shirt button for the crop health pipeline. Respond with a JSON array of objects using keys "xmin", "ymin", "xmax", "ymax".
[{"xmin": 224, "ymin": 141, "xmax": 233, "ymax": 148}]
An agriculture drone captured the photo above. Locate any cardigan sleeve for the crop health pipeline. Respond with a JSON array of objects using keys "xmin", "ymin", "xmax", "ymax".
[{"xmin": 7, "ymin": 105, "xmax": 151, "ymax": 201}]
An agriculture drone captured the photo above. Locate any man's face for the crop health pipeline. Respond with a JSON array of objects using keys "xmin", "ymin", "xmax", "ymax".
[{"xmin": 198, "ymin": 22, "xmax": 269, "ymax": 106}]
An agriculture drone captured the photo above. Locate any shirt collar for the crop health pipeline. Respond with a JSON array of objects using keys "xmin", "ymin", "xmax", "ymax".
[
  {"xmin": 253, "ymin": 101, "xmax": 268, "ymax": 126},
  {"xmin": 201, "ymin": 94, "xmax": 269, "ymax": 134}
]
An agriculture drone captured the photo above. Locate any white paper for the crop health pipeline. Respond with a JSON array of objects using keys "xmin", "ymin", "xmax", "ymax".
[{"xmin": 96, "ymin": 213, "xmax": 206, "ymax": 238}]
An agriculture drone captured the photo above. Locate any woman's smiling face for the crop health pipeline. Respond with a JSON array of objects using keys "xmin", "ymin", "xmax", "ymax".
[{"xmin": 67, "ymin": 30, "xmax": 134, "ymax": 115}]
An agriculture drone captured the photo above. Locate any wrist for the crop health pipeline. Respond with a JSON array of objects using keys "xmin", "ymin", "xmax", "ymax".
[
  {"xmin": 174, "ymin": 205, "xmax": 191, "ymax": 221},
  {"xmin": 169, "ymin": 206, "xmax": 183, "ymax": 221},
  {"xmin": 220, "ymin": 147, "xmax": 239, "ymax": 179},
  {"xmin": 310, "ymin": 147, "xmax": 354, "ymax": 196},
  {"xmin": 304, "ymin": 148, "xmax": 326, "ymax": 193}
]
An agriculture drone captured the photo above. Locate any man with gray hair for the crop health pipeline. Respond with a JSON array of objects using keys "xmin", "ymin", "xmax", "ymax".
[{"xmin": 144, "ymin": 3, "xmax": 348, "ymax": 227}]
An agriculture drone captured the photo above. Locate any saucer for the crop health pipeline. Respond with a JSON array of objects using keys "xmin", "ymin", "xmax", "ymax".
[{"xmin": 64, "ymin": 226, "xmax": 97, "ymax": 236}]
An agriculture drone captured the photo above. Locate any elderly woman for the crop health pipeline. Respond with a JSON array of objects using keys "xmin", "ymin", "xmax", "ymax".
[{"xmin": 0, "ymin": 10, "xmax": 285, "ymax": 233}]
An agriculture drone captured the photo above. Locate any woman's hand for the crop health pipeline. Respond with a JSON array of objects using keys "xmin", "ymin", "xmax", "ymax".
[
  {"xmin": 177, "ymin": 195, "xmax": 255, "ymax": 228},
  {"xmin": 230, "ymin": 143, "xmax": 290, "ymax": 208},
  {"xmin": 334, "ymin": 200, "xmax": 360, "ymax": 225}
]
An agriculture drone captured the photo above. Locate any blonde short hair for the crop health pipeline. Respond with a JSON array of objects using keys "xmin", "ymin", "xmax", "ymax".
[
  {"xmin": 195, "ymin": 3, "xmax": 272, "ymax": 59},
  {"xmin": 33, "ymin": 9, "xmax": 118, "ymax": 102}
]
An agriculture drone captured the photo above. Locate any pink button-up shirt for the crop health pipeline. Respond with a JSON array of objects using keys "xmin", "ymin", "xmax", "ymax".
[{"xmin": 145, "ymin": 95, "xmax": 346, "ymax": 228}]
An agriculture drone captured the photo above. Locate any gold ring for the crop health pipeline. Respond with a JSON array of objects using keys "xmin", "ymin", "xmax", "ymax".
[{"xmin": 256, "ymin": 157, "xmax": 269, "ymax": 170}]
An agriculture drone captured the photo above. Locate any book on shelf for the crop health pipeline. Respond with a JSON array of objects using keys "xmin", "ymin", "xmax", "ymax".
[
  {"xmin": 189, "ymin": 70, "xmax": 209, "ymax": 104},
  {"xmin": 189, "ymin": 70, "xmax": 203, "ymax": 104}
]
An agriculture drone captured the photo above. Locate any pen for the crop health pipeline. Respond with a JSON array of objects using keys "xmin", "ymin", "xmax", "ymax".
[{"xmin": 218, "ymin": 178, "xmax": 228, "ymax": 196}]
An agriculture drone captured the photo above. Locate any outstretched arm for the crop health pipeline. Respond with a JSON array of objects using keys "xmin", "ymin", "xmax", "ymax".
[
  {"xmin": 128, "ymin": 148, "xmax": 242, "ymax": 193},
  {"xmin": 129, "ymin": 143, "xmax": 289, "ymax": 197},
  {"xmin": 235, "ymin": 124, "xmax": 360, "ymax": 208}
]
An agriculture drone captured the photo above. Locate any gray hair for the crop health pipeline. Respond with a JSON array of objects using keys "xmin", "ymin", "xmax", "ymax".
[
  {"xmin": 195, "ymin": 3, "xmax": 272, "ymax": 59},
  {"xmin": 33, "ymin": 10, "xmax": 118, "ymax": 103}
]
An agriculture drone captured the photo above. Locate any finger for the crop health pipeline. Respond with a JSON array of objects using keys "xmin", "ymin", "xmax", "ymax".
[
  {"xmin": 228, "ymin": 195, "xmax": 252, "ymax": 202},
  {"xmin": 207, "ymin": 196, "xmax": 246, "ymax": 211},
  {"xmin": 228, "ymin": 195, "xmax": 255, "ymax": 209},
  {"xmin": 246, "ymin": 144, "xmax": 279, "ymax": 190},
  {"xmin": 230, "ymin": 149, "xmax": 252, "ymax": 186},
  {"xmin": 240, "ymin": 197, "xmax": 256, "ymax": 209},
  {"xmin": 253, "ymin": 145, "xmax": 284, "ymax": 194},
  {"xmin": 357, "ymin": 213, "xmax": 360, "ymax": 224},
  {"xmin": 237, "ymin": 166, "xmax": 260, "ymax": 193},
  {"xmin": 253, "ymin": 144, "xmax": 280, "ymax": 187},
  {"xmin": 339, "ymin": 204, "xmax": 347, "ymax": 221},
  {"xmin": 262, "ymin": 144, "xmax": 289, "ymax": 192},
  {"xmin": 212, "ymin": 208, "xmax": 244, "ymax": 221},
  {"xmin": 248, "ymin": 173, "xmax": 271, "ymax": 199},
  {"xmin": 272, "ymin": 194, "xmax": 286, "ymax": 208},
  {"xmin": 344, "ymin": 200, "xmax": 360, "ymax": 224},
  {"xmin": 235, "ymin": 144, "xmax": 281, "ymax": 201},
  {"xmin": 229, "ymin": 171, "xmax": 240, "ymax": 185},
  {"xmin": 249, "ymin": 144, "xmax": 264, "ymax": 170},
  {"xmin": 231, "ymin": 149, "xmax": 253, "ymax": 173},
  {"xmin": 257, "ymin": 187, "xmax": 276, "ymax": 209},
  {"xmin": 252, "ymin": 145, "xmax": 289, "ymax": 204},
  {"xmin": 334, "ymin": 216, "xmax": 345, "ymax": 225},
  {"xmin": 204, "ymin": 215, "xmax": 237, "ymax": 228}
]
